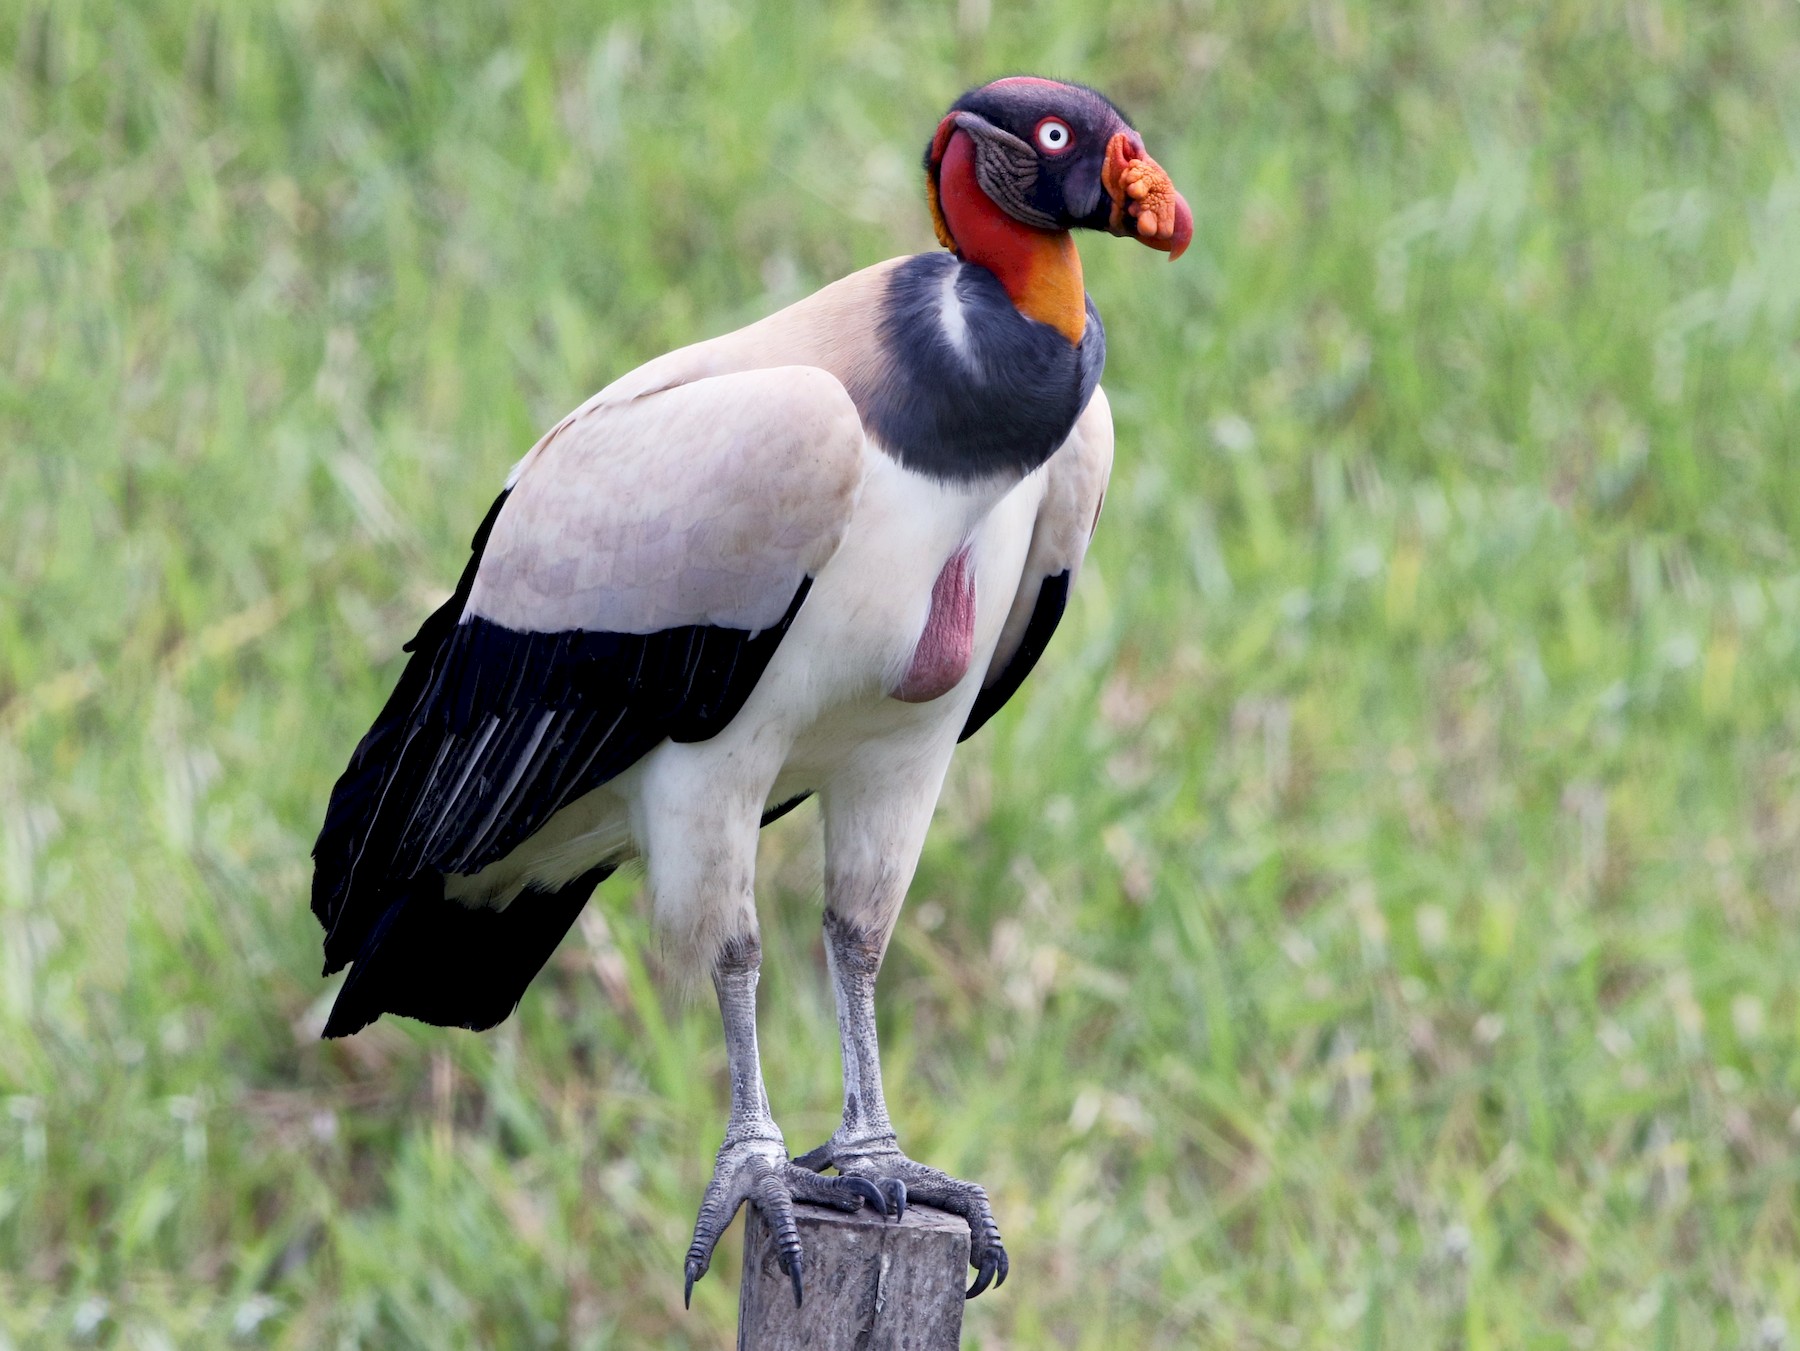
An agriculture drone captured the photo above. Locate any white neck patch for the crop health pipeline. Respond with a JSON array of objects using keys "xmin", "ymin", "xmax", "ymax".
[{"xmin": 937, "ymin": 265, "xmax": 973, "ymax": 363}]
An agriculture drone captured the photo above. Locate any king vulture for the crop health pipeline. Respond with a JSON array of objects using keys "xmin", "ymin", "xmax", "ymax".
[{"xmin": 311, "ymin": 76, "xmax": 1191, "ymax": 1305}]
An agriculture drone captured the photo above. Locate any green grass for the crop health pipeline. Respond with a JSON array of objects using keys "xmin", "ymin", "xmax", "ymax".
[{"xmin": 4, "ymin": 0, "xmax": 1800, "ymax": 1346}]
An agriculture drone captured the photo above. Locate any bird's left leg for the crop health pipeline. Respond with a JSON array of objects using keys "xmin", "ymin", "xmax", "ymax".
[{"xmin": 792, "ymin": 761, "xmax": 1010, "ymax": 1298}]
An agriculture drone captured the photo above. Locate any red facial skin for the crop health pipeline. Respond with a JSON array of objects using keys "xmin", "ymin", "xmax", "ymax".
[{"xmin": 936, "ymin": 128, "xmax": 1090, "ymax": 344}]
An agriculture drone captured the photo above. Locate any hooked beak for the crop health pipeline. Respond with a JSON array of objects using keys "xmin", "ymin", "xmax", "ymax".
[{"xmin": 1101, "ymin": 131, "xmax": 1193, "ymax": 261}]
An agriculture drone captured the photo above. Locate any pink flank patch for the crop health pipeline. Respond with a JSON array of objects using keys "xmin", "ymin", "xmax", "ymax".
[{"xmin": 894, "ymin": 549, "xmax": 977, "ymax": 704}]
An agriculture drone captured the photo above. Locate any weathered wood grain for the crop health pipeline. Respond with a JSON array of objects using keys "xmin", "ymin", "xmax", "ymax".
[{"xmin": 737, "ymin": 1199, "xmax": 970, "ymax": 1349}]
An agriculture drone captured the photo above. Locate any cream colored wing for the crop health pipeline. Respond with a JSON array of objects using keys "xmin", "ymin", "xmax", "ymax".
[{"xmin": 467, "ymin": 366, "xmax": 866, "ymax": 634}]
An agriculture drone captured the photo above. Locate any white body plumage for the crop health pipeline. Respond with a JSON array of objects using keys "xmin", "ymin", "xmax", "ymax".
[{"xmin": 446, "ymin": 378, "xmax": 1112, "ymax": 971}]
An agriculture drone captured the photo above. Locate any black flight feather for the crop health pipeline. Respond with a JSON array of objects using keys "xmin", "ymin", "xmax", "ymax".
[
  {"xmin": 310, "ymin": 489, "xmax": 814, "ymax": 1033},
  {"xmin": 959, "ymin": 570, "xmax": 1071, "ymax": 741}
]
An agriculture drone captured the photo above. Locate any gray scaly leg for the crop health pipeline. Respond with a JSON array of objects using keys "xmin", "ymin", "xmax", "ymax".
[{"xmin": 792, "ymin": 910, "xmax": 1009, "ymax": 1298}]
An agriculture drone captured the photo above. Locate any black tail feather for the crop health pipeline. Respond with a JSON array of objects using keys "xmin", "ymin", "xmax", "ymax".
[{"xmin": 322, "ymin": 863, "xmax": 615, "ymax": 1038}]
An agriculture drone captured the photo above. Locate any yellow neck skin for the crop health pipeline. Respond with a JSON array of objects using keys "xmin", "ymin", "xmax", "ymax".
[{"xmin": 1008, "ymin": 231, "xmax": 1086, "ymax": 345}]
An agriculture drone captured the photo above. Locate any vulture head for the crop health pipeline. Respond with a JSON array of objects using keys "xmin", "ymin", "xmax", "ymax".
[{"xmin": 925, "ymin": 77, "xmax": 1194, "ymax": 263}]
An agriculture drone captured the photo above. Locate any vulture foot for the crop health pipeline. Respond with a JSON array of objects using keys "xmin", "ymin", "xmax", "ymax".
[
  {"xmin": 791, "ymin": 1139, "xmax": 1009, "ymax": 1298},
  {"xmin": 682, "ymin": 1140, "xmax": 879, "ymax": 1309}
]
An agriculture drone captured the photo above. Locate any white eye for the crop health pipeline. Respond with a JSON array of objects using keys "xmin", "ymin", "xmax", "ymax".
[{"xmin": 1035, "ymin": 119, "xmax": 1072, "ymax": 153}]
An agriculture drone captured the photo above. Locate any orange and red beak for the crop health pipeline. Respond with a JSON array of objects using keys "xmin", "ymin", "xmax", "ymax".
[{"xmin": 1101, "ymin": 131, "xmax": 1193, "ymax": 261}]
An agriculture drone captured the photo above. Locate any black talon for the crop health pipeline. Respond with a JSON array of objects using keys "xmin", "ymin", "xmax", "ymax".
[
  {"xmin": 840, "ymin": 1175, "xmax": 888, "ymax": 1213},
  {"xmin": 786, "ymin": 1146, "xmax": 1002, "ymax": 1295},
  {"xmin": 967, "ymin": 1254, "xmax": 997, "ymax": 1299},
  {"xmin": 683, "ymin": 1263, "xmax": 698, "ymax": 1309},
  {"xmin": 880, "ymin": 1178, "xmax": 907, "ymax": 1223},
  {"xmin": 780, "ymin": 1253, "xmax": 804, "ymax": 1308}
]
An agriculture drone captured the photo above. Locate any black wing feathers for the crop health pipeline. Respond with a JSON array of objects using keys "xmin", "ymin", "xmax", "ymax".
[
  {"xmin": 311, "ymin": 490, "xmax": 513, "ymax": 956},
  {"xmin": 372, "ymin": 588, "xmax": 807, "ymax": 891},
  {"xmin": 958, "ymin": 570, "xmax": 1072, "ymax": 742},
  {"xmin": 310, "ymin": 488, "xmax": 813, "ymax": 1032}
]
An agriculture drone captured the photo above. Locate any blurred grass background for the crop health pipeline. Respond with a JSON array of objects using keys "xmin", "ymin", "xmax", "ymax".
[{"xmin": 4, "ymin": 0, "xmax": 1800, "ymax": 1346}]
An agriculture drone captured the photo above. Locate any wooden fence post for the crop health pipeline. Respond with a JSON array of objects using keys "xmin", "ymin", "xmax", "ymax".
[{"xmin": 737, "ymin": 1200, "xmax": 971, "ymax": 1349}]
